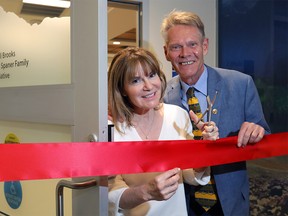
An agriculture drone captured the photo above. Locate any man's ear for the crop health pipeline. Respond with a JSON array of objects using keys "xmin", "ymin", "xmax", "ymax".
[
  {"xmin": 163, "ymin": 45, "xmax": 171, "ymax": 62},
  {"xmin": 203, "ymin": 38, "xmax": 209, "ymax": 56}
]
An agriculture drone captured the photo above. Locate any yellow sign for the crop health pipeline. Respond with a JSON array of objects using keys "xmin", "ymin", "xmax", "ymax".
[{"xmin": 4, "ymin": 133, "xmax": 20, "ymax": 144}]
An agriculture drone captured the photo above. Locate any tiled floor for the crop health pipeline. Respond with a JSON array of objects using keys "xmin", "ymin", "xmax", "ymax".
[{"xmin": 248, "ymin": 156, "xmax": 288, "ymax": 216}]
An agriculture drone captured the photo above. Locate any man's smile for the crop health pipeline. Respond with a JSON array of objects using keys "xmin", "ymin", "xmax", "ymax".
[{"xmin": 179, "ymin": 60, "xmax": 195, "ymax": 66}]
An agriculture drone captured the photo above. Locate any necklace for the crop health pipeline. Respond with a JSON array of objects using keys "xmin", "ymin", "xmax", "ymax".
[{"xmin": 136, "ymin": 110, "xmax": 155, "ymax": 139}]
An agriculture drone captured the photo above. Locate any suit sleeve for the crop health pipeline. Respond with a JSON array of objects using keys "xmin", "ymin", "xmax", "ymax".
[{"xmin": 244, "ymin": 76, "xmax": 271, "ymax": 134}]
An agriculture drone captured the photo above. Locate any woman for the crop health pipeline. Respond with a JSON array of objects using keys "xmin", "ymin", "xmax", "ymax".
[{"xmin": 108, "ymin": 47, "xmax": 219, "ymax": 216}]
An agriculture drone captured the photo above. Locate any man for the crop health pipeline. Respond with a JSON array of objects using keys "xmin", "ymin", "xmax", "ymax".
[{"xmin": 161, "ymin": 10, "xmax": 270, "ymax": 216}]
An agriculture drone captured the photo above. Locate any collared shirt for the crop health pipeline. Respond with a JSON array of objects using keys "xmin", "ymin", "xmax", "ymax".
[{"xmin": 180, "ymin": 66, "xmax": 208, "ymax": 121}]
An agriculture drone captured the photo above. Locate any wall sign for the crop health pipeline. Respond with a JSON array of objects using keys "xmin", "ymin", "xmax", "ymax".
[
  {"xmin": 4, "ymin": 182, "xmax": 22, "ymax": 209},
  {"xmin": 4, "ymin": 133, "xmax": 19, "ymax": 144},
  {"xmin": 0, "ymin": 6, "xmax": 70, "ymax": 87}
]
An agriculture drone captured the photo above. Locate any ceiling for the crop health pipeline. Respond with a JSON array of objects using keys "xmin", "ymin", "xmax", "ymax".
[{"xmin": 0, "ymin": 0, "xmax": 138, "ymax": 54}]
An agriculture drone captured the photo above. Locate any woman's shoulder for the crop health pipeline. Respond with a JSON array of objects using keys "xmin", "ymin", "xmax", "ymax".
[
  {"xmin": 163, "ymin": 103, "xmax": 189, "ymax": 120},
  {"xmin": 163, "ymin": 103, "xmax": 187, "ymax": 113}
]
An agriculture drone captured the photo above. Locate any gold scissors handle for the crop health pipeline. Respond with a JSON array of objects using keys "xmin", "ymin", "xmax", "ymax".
[
  {"xmin": 208, "ymin": 91, "xmax": 218, "ymax": 125},
  {"xmin": 195, "ymin": 91, "xmax": 218, "ymax": 126}
]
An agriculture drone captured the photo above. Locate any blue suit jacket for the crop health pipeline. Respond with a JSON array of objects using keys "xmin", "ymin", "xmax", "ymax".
[{"xmin": 164, "ymin": 65, "xmax": 270, "ymax": 216}]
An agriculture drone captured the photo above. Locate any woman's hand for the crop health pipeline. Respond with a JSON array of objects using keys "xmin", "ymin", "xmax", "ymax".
[
  {"xmin": 189, "ymin": 110, "xmax": 219, "ymax": 140},
  {"xmin": 119, "ymin": 168, "xmax": 180, "ymax": 209},
  {"xmin": 145, "ymin": 168, "xmax": 180, "ymax": 201}
]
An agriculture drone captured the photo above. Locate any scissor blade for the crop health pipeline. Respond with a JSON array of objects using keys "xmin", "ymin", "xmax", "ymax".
[
  {"xmin": 207, "ymin": 96, "xmax": 211, "ymax": 107},
  {"xmin": 195, "ymin": 108, "xmax": 208, "ymax": 125}
]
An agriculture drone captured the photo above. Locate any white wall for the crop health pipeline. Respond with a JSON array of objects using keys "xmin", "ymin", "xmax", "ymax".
[{"xmin": 141, "ymin": 0, "xmax": 217, "ymax": 80}]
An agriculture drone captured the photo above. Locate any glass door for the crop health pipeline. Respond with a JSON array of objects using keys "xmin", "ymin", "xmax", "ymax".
[{"xmin": 0, "ymin": 0, "xmax": 142, "ymax": 215}]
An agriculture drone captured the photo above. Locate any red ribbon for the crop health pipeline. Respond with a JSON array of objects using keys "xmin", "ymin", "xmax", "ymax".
[{"xmin": 0, "ymin": 132, "xmax": 287, "ymax": 181}]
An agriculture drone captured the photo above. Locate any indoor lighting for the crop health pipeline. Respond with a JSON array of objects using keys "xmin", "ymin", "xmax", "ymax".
[
  {"xmin": 113, "ymin": 41, "xmax": 121, "ymax": 45},
  {"xmin": 23, "ymin": 0, "xmax": 70, "ymax": 8}
]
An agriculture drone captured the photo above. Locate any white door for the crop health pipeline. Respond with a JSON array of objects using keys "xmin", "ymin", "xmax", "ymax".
[{"xmin": 71, "ymin": 1, "xmax": 108, "ymax": 215}]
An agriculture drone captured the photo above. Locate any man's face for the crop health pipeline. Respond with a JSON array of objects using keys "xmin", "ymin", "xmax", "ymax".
[{"xmin": 164, "ymin": 25, "xmax": 208, "ymax": 85}]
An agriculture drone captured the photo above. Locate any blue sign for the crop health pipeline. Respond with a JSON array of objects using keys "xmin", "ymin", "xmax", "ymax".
[{"xmin": 4, "ymin": 181, "xmax": 22, "ymax": 209}]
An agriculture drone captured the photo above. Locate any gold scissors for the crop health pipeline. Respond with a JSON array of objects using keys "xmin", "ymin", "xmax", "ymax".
[{"xmin": 195, "ymin": 91, "xmax": 218, "ymax": 126}]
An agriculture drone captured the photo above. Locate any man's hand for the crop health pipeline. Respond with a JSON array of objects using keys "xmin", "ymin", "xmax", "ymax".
[
  {"xmin": 189, "ymin": 110, "xmax": 219, "ymax": 140},
  {"xmin": 237, "ymin": 122, "xmax": 265, "ymax": 147}
]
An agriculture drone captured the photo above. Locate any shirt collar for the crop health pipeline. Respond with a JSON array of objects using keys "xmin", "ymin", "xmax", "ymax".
[{"xmin": 180, "ymin": 65, "xmax": 208, "ymax": 96}]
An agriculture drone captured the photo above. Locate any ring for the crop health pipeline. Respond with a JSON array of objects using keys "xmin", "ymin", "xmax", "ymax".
[
  {"xmin": 195, "ymin": 119, "xmax": 201, "ymax": 126},
  {"xmin": 211, "ymin": 127, "xmax": 215, "ymax": 133}
]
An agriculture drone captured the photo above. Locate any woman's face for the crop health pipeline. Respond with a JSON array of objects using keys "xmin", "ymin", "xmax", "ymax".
[{"xmin": 124, "ymin": 63, "xmax": 162, "ymax": 114}]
